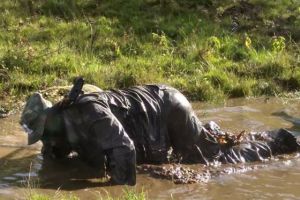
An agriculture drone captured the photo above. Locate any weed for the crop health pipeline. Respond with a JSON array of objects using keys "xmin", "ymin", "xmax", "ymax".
[{"xmin": 272, "ymin": 36, "xmax": 286, "ymax": 52}]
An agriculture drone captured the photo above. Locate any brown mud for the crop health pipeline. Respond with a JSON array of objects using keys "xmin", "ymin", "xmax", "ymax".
[
  {"xmin": 137, "ymin": 164, "xmax": 210, "ymax": 184},
  {"xmin": 137, "ymin": 152, "xmax": 298, "ymax": 185}
]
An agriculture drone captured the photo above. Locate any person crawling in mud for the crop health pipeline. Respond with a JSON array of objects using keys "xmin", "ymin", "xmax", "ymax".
[{"xmin": 20, "ymin": 78, "xmax": 300, "ymax": 186}]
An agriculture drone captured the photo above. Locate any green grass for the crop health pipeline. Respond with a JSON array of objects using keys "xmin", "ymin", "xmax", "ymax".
[
  {"xmin": 0, "ymin": 0, "xmax": 299, "ymax": 102},
  {"xmin": 24, "ymin": 173, "xmax": 146, "ymax": 200},
  {"xmin": 29, "ymin": 193, "xmax": 78, "ymax": 200},
  {"xmin": 27, "ymin": 189, "xmax": 146, "ymax": 200}
]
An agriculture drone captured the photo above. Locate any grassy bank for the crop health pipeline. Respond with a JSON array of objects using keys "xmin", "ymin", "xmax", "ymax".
[{"xmin": 0, "ymin": 0, "xmax": 299, "ymax": 102}]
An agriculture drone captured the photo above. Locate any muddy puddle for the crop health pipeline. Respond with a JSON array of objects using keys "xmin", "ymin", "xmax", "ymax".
[{"xmin": 1, "ymin": 97, "xmax": 300, "ymax": 199}]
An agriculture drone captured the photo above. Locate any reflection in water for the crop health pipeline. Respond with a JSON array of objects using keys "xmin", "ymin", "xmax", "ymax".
[
  {"xmin": 38, "ymin": 157, "xmax": 109, "ymax": 190},
  {"xmin": 0, "ymin": 148, "xmax": 40, "ymax": 186},
  {"xmin": 1, "ymin": 97, "xmax": 300, "ymax": 199}
]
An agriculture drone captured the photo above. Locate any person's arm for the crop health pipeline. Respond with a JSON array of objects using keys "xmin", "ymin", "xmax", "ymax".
[
  {"xmin": 89, "ymin": 108, "xmax": 136, "ymax": 185},
  {"xmin": 41, "ymin": 106, "xmax": 72, "ymax": 160}
]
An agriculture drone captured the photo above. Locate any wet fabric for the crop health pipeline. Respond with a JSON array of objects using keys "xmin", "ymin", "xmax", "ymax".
[
  {"xmin": 37, "ymin": 84, "xmax": 299, "ymax": 185},
  {"xmin": 205, "ymin": 125, "xmax": 299, "ymax": 164}
]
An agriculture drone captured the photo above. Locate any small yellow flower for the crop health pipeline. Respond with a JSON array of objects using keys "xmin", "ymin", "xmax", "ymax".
[{"xmin": 245, "ymin": 35, "xmax": 252, "ymax": 49}]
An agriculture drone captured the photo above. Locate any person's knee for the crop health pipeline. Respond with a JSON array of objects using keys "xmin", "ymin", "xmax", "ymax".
[{"xmin": 163, "ymin": 89, "xmax": 206, "ymax": 154}]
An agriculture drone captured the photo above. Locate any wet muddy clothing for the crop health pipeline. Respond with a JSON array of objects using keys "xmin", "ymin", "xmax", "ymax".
[{"xmin": 40, "ymin": 85, "xmax": 299, "ymax": 185}]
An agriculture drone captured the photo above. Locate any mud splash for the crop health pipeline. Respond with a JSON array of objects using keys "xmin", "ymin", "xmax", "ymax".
[
  {"xmin": 137, "ymin": 152, "xmax": 300, "ymax": 185},
  {"xmin": 138, "ymin": 164, "xmax": 210, "ymax": 184}
]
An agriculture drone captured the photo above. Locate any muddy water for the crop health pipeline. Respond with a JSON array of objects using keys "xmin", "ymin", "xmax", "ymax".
[{"xmin": 1, "ymin": 97, "xmax": 300, "ymax": 199}]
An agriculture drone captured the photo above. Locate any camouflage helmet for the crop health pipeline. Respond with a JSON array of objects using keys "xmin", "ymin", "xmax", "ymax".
[{"xmin": 20, "ymin": 92, "xmax": 52, "ymax": 145}]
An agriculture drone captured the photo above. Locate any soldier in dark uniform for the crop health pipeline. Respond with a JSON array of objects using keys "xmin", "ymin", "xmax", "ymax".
[{"xmin": 20, "ymin": 84, "xmax": 300, "ymax": 185}]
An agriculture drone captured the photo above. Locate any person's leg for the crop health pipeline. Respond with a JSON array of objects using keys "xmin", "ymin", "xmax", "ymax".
[
  {"xmin": 162, "ymin": 88, "xmax": 221, "ymax": 163},
  {"xmin": 161, "ymin": 87, "xmax": 300, "ymax": 164}
]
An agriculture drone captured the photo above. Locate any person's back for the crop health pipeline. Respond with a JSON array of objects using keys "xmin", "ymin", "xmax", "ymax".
[{"xmin": 68, "ymin": 85, "xmax": 171, "ymax": 164}]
